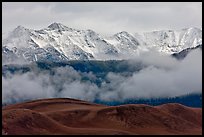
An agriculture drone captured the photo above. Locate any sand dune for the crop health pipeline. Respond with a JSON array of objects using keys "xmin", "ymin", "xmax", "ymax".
[{"xmin": 2, "ymin": 98, "xmax": 202, "ymax": 135}]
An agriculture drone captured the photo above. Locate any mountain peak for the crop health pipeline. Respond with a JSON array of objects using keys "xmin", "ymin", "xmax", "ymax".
[
  {"xmin": 15, "ymin": 25, "xmax": 28, "ymax": 31},
  {"xmin": 12, "ymin": 25, "xmax": 29, "ymax": 35},
  {"xmin": 114, "ymin": 31, "xmax": 132, "ymax": 38},
  {"xmin": 47, "ymin": 22, "xmax": 68, "ymax": 30},
  {"xmin": 86, "ymin": 29, "xmax": 97, "ymax": 34},
  {"xmin": 119, "ymin": 31, "xmax": 129, "ymax": 34},
  {"xmin": 16, "ymin": 25, "xmax": 25, "ymax": 29}
]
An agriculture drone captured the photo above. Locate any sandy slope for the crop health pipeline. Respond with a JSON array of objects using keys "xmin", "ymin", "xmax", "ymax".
[{"xmin": 2, "ymin": 98, "xmax": 202, "ymax": 135}]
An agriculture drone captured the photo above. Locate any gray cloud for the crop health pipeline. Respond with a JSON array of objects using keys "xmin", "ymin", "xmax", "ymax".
[
  {"xmin": 101, "ymin": 49, "xmax": 202, "ymax": 100},
  {"xmin": 2, "ymin": 2, "xmax": 202, "ymax": 36},
  {"xmin": 2, "ymin": 66, "xmax": 100, "ymax": 104},
  {"xmin": 2, "ymin": 49, "xmax": 202, "ymax": 104},
  {"xmin": 2, "ymin": 72, "xmax": 56, "ymax": 104}
]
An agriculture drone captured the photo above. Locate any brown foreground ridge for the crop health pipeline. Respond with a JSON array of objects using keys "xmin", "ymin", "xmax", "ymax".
[{"xmin": 2, "ymin": 98, "xmax": 202, "ymax": 135}]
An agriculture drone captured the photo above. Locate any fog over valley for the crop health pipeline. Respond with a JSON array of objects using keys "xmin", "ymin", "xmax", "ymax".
[{"xmin": 2, "ymin": 48, "xmax": 202, "ymax": 105}]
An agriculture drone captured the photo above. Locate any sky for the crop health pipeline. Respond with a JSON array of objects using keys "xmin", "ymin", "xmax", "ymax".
[{"xmin": 2, "ymin": 2, "xmax": 202, "ymax": 36}]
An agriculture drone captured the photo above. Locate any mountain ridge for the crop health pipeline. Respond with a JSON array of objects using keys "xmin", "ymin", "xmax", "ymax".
[{"xmin": 2, "ymin": 23, "xmax": 202, "ymax": 62}]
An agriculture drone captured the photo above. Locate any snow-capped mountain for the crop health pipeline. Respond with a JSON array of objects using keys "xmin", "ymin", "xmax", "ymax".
[
  {"xmin": 138, "ymin": 28, "xmax": 202, "ymax": 53},
  {"xmin": 2, "ymin": 22, "xmax": 202, "ymax": 62}
]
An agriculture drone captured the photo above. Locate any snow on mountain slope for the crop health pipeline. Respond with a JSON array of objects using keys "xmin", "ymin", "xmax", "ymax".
[
  {"xmin": 137, "ymin": 27, "xmax": 202, "ymax": 54},
  {"xmin": 2, "ymin": 22, "xmax": 202, "ymax": 62},
  {"xmin": 105, "ymin": 31, "xmax": 149, "ymax": 57}
]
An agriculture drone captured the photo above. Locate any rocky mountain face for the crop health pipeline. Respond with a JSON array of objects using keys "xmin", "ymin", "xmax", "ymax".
[
  {"xmin": 2, "ymin": 23, "xmax": 202, "ymax": 63},
  {"xmin": 172, "ymin": 44, "xmax": 202, "ymax": 60}
]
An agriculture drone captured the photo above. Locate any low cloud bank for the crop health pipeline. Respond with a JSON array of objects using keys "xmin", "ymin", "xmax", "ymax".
[{"xmin": 2, "ymin": 49, "xmax": 202, "ymax": 104}]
